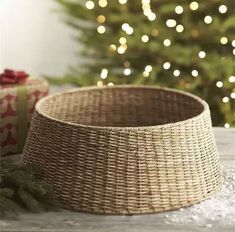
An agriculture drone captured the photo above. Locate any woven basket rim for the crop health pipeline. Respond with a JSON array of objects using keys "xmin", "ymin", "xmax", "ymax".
[{"xmin": 35, "ymin": 85, "xmax": 209, "ymax": 131}]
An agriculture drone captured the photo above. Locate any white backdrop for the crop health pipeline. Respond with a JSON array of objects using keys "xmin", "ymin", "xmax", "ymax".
[{"xmin": 0, "ymin": 0, "xmax": 78, "ymax": 77}]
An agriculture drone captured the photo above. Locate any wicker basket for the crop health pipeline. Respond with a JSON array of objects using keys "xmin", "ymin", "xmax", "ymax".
[{"xmin": 21, "ymin": 85, "xmax": 223, "ymax": 214}]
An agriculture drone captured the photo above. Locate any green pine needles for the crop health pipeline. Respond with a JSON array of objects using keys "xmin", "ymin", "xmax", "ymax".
[
  {"xmin": 0, "ymin": 159, "xmax": 56, "ymax": 219},
  {"xmin": 52, "ymin": 0, "xmax": 235, "ymax": 127}
]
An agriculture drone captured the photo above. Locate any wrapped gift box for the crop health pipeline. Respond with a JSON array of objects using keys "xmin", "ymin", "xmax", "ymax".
[{"xmin": 0, "ymin": 70, "xmax": 49, "ymax": 156}]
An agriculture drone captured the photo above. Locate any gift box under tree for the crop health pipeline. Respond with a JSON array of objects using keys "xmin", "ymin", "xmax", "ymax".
[{"xmin": 0, "ymin": 69, "xmax": 49, "ymax": 156}]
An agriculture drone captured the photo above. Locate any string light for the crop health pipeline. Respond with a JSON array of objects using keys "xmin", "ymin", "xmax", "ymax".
[
  {"xmin": 148, "ymin": 13, "xmax": 156, "ymax": 21},
  {"xmin": 232, "ymin": 40, "xmax": 235, "ymax": 47},
  {"xmin": 222, "ymin": 97, "xmax": 229, "ymax": 103},
  {"xmin": 100, "ymin": 68, "xmax": 108, "ymax": 79},
  {"xmin": 220, "ymin": 37, "xmax": 228, "ymax": 45},
  {"xmin": 175, "ymin": 5, "xmax": 184, "ymax": 14},
  {"xmin": 189, "ymin": 1, "xmax": 199, "ymax": 11},
  {"xmin": 98, "ymin": 0, "xmax": 107, "ymax": 7},
  {"xmin": 119, "ymin": 0, "xmax": 127, "ymax": 4},
  {"xmin": 204, "ymin": 16, "xmax": 213, "ymax": 24},
  {"xmin": 176, "ymin": 25, "xmax": 184, "ymax": 33},
  {"xmin": 97, "ymin": 15, "xmax": 105, "ymax": 23},
  {"xmin": 224, "ymin": 123, "xmax": 230, "ymax": 128},
  {"xmin": 109, "ymin": 44, "xmax": 117, "ymax": 52},
  {"xmin": 233, "ymin": 49, "xmax": 235, "ymax": 55},
  {"xmin": 191, "ymin": 70, "xmax": 199, "ymax": 77},
  {"xmin": 231, "ymin": 93, "xmax": 235, "ymax": 99},
  {"xmin": 229, "ymin": 76, "xmax": 235, "ymax": 83},
  {"xmin": 173, "ymin": 69, "xmax": 180, "ymax": 77},
  {"xmin": 166, "ymin": 19, "xmax": 177, "ymax": 28},
  {"xmin": 122, "ymin": 23, "xmax": 129, "ymax": 31},
  {"xmin": 163, "ymin": 39, "xmax": 171, "ymax": 47},
  {"xmin": 122, "ymin": 23, "xmax": 134, "ymax": 35},
  {"xmin": 198, "ymin": 51, "xmax": 206, "ymax": 58},
  {"xmin": 119, "ymin": 37, "xmax": 127, "ymax": 44},
  {"xmin": 141, "ymin": 35, "xmax": 149, "ymax": 43},
  {"xmin": 124, "ymin": 68, "xmax": 131, "ymax": 76},
  {"xmin": 147, "ymin": 13, "xmax": 156, "ymax": 21},
  {"xmin": 163, "ymin": 62, "xmax": 171, "ymax": 70},
  {"xmin": 145, "ymin": 65, "xmax": 152, "ymax": 72},
  {"xmin": 97, "ymin": 25, "xmax": 106, "ymax": 34},
  {"xmin": 108, "ymin": 82, "xmax": 114, "ymax": 86},
  {"xmin": 97, "ymin": 80, "xmax": 103, "ymax": 86},
  {"xmin": 219, "ymin": 5, "xmax": 227, "ymax": 14},
  {"xmin": 216, "ymin": 81, "xmax": 223, "ymax": 88},
  {"xmin": 143, "ymin": 71, "xmax": 149, "ymax": 77},
  {"xmin": 117, "ymin": 45, "xmax": 127, "ymax": 54},
  {"xmin": 85, "ymin": 0, "xmax": 95, "ymax": 9},
  {"xmin": 141, "ymin": 0, "xmax": 156, "ymax": 21}
]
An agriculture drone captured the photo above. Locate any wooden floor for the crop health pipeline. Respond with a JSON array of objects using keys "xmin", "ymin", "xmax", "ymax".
[{"xmin": 1, "ymin": 128, "xmax": 234, "ymax": 232}]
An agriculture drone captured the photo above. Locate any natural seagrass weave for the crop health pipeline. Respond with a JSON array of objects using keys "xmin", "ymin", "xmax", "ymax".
[{"xmin": 21, "ymin": 85, "xmax": 223, "ymax": 214}]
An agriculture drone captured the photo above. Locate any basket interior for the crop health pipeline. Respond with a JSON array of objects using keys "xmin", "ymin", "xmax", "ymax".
[{"xmin": 38, "ymin": 87, "xmax": 204, "ymax": 127}]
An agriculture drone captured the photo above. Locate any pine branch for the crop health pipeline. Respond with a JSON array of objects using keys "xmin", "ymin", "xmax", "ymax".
[{"xmin": 0, "ymin": 158, "xmax": 57, "ymax": 219}]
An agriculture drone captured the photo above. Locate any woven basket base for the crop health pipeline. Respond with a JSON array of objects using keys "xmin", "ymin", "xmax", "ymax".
[{"xmin": 22, "ymin": 86, "xmax": 223, "ymax": 215}]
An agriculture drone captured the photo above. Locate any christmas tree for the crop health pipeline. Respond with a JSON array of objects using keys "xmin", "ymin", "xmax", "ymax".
[{"xmin": 53, "ymin": 0, "xmax": 235, "ymax": 126}]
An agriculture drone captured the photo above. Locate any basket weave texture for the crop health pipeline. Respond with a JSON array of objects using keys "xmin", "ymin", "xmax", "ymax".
[{"xmin": 21, "ymin": 86, "xmax": 223, "ymax": 214}]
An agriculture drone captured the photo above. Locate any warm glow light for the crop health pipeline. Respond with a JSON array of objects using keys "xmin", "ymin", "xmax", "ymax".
[
  {"xmin": 175, "ymin": 5, "xmax": 184, "ymax": 14},
  {"xmin": 145, "ymin": 65, "xmax": 152, "ymax": 72},
  {"xmin": 219, "ymin": 5, "xmax": 227, "ymax": 14},
  {"xmin": 148, "ymin": 13, "xmax": 156, "ymax": 21},
  {"xmin": 122, "ymin": 23, "xmax": 134, "ymax": 35},
  {"xmin": 109, "ymin": 44, "xmax": 117, "ymax": 52},
  {"xmin": 163, "ymin": 62, "xmax": 171, "ymax": 70},
  {"xmin": 198, "ymin": 51, "xmax": 206, "ymax": 58},
  {"xmin": 204, "ymin": 15, "xmax": 213, "ymax": 24},
  {"xmin": 232, "ymin": 40, "xmax": 235, "ymax": 47},
  {"xmin": 166, "ymin": 19, "xmax": 177, "ymax": 28},
  {"xmin": 97, "ymin": 15, "xmax": 105, "ymax": 23},
  {"xmin": 97, "ymin": 25, "xmax": 106, "ymax": 34},
  {"xmin": 119, "ymin": 37, "xmax": 127, "ymax": 44},
  {"xmin": 231, "ymin": 93, "xmax": 235, "ymax": 99},
  {"xmin": 141, "ymin": 35, "xmax": 149, "ymax": 43},
  {"xmin": 190, "ymin": 1, "xmax": 199, "ymax": 10},
  {"xmin": 220, "ymin": 37, "xmax": 228, "ymax": 45},
  {"xmin": 229, "ymin": 76, "xmax": 235, "ymax": 83},
  {"xmin": 122, "ymin": 23, "xmax": 129, "ymax": 31},
  {"xmin": 126, "ymin": 27, "xmax": 134, "ymax": 35},
  {"xmin": 191, "ymin": 70, "xmax": 198, "ymax": 77},
  {"xmin": 163, "ymin": 39, "xmax": 171, "ymax": 47},
  {"xmin": 98, "ymin": 0, "xmax": 107, "ymax": 7},
  {"xmin": 224, "ymin": 123, "xmax": 230, "ymax": 128},
  {"xmin": 97, "ymin": 80, "xmax": 103, "ymax": 86},
  {"xmin": 117, "ymin": 46, "xmax": 126, "ymax": 54},
  {"xmin": 222, "ymin": 97, "xmax": 229, "ymax": 103},
  {"xmin": 176, "ymin": 25, "xmax": 184, "ymax": 33},
  {"xmin": 119, "ymin": 0, "xmax": 127, "ymax": 4},
  {"xmin": 100, "ymin": 68, "xmax": 108, "ymax": 79},
  {"xmin": 173, "ymin": 69, "xmax": 180, "ymax": 77},
  {"xmin": 124, "ymin": 68, "xmax": 131, "ymax": 76},
  {"xmin": 233, "ymin": 49, "xmax": 235, "ymax": 55},
  {"xmin": 216, "ymin": 81, "xmax": 223, "ymax": 88},
  {"xmin": 143, "ymin": 71, "xmax": 149, "ymax": 77},
  {"xmin": 86, "ymin": 1, "xmax": 94, "ymax": 9},
  {"xmin": 108, "ymin": 82, "xmax": 114, "ymax": 86}
]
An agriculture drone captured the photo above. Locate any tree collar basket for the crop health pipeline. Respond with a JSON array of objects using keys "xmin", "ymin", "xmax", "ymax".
[{"xmin": 21, "ymin": 85, "xmax": 223, "ymax": 215}]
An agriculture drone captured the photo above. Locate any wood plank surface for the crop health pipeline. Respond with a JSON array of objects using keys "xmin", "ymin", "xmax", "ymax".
[{"xmin": 1, "ymin": 128, "xmax": 234, "ymax": 232}]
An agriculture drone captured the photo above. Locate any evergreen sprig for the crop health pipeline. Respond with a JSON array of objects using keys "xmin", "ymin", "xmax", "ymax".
[{"xmin": 0, "ymin": 159, "xmax": 57, "ymax": 219}]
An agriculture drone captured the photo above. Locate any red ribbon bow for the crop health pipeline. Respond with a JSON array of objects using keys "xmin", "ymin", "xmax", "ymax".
[{"xmin": 0, "ymin": 69, "xmax": 29, "ymax": 85}]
